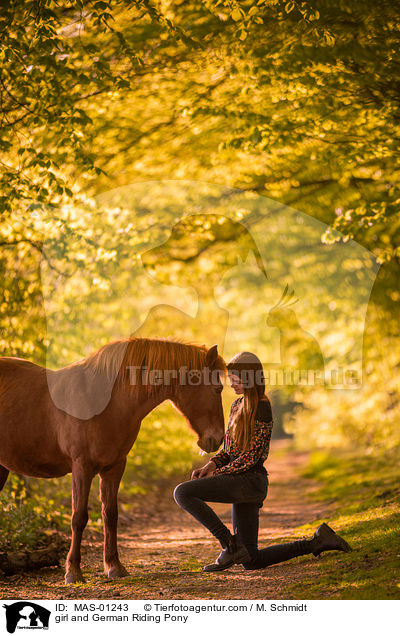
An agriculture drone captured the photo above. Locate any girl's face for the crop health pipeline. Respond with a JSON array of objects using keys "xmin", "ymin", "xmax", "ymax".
[{"xmin": 228, "ymin": 372, "xmax": 244, "ymax": 394}]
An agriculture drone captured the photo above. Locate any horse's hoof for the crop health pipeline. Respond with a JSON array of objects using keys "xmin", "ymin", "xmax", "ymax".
[
  {"xmin": 65, "ymin": 570, "xmax": 85, "ymax": 584},
  {"xmin": 107, "ymin": 564, "xmax": 129, "ymax": 580}
]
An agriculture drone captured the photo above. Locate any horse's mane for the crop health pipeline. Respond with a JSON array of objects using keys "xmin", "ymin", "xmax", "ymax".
[{"xmin": 76, "ymin": 336, "xmax": 226, "ymax": 396}]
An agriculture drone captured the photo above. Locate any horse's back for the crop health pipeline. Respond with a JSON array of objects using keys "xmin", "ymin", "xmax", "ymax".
[
  {"xmin": 0, "ymin": 356, "xmax": 48, "ymax": 402},
  {"xmin": 0, "ymin": 355, "xmax": 46, "ymax": 374},
  {"xmin": 0, "ymin": 355, "xmax": 50, "ymax": 425}
]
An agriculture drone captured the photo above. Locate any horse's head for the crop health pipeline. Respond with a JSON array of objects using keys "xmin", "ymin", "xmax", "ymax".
[{"xmin": 171, "ymin": 344, "xmax": 226, "ymax": 453}]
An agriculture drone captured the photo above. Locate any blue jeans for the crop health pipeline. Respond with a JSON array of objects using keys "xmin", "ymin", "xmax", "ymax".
[{"xmin": 173, "ymin": 469, "xmax": 311, "ymax": 570}]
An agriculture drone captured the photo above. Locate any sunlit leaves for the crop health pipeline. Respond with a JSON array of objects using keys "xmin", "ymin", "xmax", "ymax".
[
  {"xmin": 0, "ymin": 0, "xmax": 194, "ymax": 216},
  {"xmin": 2, "ymin": 0, "xmax": 399, "ymax": 263},
  {"xmin": 0, "ymin": 0, "xmax": 399, "ymax": 459}
]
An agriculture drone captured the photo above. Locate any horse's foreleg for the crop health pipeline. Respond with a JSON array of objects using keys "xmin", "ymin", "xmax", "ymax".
[
  {"xmin": 0, "ymin": 466, "xmax": 9, "ymax": 491},
  {"xmin": 99, "ymin": 458, "xmax": 128, "ymax": 580},
  {"xmin": 65, "ymin": 460, "xmax": 94, "ymax": 585}
]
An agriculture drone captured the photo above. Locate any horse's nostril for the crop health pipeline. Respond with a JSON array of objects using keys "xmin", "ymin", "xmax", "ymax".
[{"xmin": 208, "ymin": 438, "xmax": 220, "ymax": 453}]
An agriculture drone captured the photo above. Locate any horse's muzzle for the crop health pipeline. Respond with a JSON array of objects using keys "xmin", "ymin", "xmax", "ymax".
[{"xmin": 197, "ymin": 436, "xmax": 222, "ymax": 453}]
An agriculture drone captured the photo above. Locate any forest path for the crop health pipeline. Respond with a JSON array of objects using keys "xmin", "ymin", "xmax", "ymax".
[{"xmin": 1, "ymin": 441, "xmax": 333, "ymax": 600}]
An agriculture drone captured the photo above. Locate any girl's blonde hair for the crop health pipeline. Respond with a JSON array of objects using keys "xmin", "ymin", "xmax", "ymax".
[{"xmin": 227, "ymin": 351, "xmax": 269, "ymax": 451}]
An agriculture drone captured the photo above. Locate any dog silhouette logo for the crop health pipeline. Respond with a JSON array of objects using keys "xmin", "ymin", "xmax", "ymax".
[{"xmin": 3, "ymin": 602, "xmax": 50, "ymax": 633}]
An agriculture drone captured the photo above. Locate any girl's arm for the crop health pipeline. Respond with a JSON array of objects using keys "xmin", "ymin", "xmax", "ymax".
[
  {"xmin": 191, "ymin": 438, "xmax": 229, "ymax": 479},
  {"xmin": 210, "ymin": 447, "xmax": 230, "ymax": 468},
  {"xmin": 214, "ymin": 416, "xmax": 273, "ymax": 475}
]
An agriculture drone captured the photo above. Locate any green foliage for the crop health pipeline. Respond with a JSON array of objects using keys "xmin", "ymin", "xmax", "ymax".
[
  {"xmin": 0, "ymin": 475, "xmax": 65, "ymax": 551},
  {"xmin": 0, "ymin": 0, "xmax": 166, "ymax": 213},
  {"xmin": 286, "ymin": 447, "xmax": 400, "ymax": 599},
  {"xmin": 2, "ymin": 0, "xmax": 400, "ymax": 261},
  {"xmin": 285, "ymin": 296, "xmax": 400, "ymax": 451}
]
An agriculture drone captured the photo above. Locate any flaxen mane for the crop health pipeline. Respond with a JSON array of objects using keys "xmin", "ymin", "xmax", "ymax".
[{"xmin": 79, "ymin": 336, "xmax": 226, "ymax": 395}]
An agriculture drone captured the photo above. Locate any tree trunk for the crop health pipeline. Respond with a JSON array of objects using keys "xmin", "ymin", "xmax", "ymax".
[{"xmin": 0, "ymin": 543, "xmax": 68, "ymax": 575}]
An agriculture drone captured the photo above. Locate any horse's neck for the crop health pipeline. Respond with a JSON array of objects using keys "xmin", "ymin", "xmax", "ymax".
[{"xmin": 116, "ymin": 384, "xmax": 175, "ymax": 425}]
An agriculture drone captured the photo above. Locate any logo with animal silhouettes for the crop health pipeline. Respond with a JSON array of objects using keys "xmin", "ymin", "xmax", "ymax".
[
  {"xmin": 3, "ymin": 602, "xmax": 50, "ymax": 633},
  {"xmin": 39, "ymin": 180, "xmax": 380, "ymax": 401}
]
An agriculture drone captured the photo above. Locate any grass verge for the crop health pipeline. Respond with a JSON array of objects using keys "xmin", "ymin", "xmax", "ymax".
[{"xmin": 286, "ymin": 447, "xmax": 400, "ymax": 599}]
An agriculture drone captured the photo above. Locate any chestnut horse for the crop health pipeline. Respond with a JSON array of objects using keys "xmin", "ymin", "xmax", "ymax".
[{"xmin": 0, "ymin": 337, "xmax": 226, "ymax": 584}]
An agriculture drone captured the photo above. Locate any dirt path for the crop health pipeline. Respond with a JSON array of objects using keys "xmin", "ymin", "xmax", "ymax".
[{"xmin": 0, "ymin": 441, "xmax": 331, "ymax": 600}]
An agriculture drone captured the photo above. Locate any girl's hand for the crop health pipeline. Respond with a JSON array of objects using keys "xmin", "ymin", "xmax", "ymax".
[{"xmin": 191, "ymin": 461, "xmax": 216, "ymax": 480}]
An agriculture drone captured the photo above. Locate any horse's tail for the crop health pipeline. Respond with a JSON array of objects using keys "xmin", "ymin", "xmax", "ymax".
[{"xmin": 0, "ymin": 465, "xmax": 9, "ymax": 491}]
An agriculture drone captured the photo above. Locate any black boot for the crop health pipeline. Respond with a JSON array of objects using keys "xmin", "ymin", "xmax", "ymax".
[
  {"xmin": 203, "ymin": 534, "xmax": 251, "ymax": 572},
  {"xmin": 310, "ymin": 522, "xmax": 352, "ymax": 557}
]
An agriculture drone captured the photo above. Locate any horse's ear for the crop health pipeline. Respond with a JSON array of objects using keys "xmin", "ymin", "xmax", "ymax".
[{"xmin": 205, "ymin": 344, "xmax": 219, "ymax": 368}]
